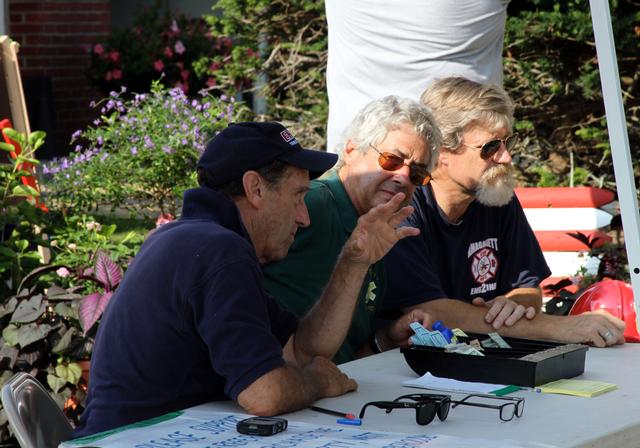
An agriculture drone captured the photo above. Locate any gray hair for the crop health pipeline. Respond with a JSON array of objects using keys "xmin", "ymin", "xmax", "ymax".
[
  {"xmin": 420, "ymin": 77, "xmax": 514, "ymax": 152},
  {"xmin": 335, "ymin": 95, "xmax": 441, "ymax": 171}
]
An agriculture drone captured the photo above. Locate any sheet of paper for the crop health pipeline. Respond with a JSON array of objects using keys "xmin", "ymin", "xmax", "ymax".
[
  {"xmin": 403, "ymin": 371, "xmax": 507, "ymax": 394},
  {"xmin": 538, "ymin": 379, "xmax": 617, "ymax": 397},
  {"xmin": 61, "ymin": 409, "xmax": 552, "ymax": 448}
]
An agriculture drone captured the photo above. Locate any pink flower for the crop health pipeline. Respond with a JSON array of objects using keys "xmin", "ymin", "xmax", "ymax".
[
  {"xmin": 108, "ymin": 50, "xmax": 120, "ymax": 63},
  {"xmin": 56, "ymin": 267, "xmax": 70, "ymax": 278},
  {"xmin": 246, "ymin": 48, "xmax": 258, "ymax": 58},
  {"xmin": 111, "ymin": 69, "xmax": 122, "ymax": 80},
  {"xmin": 105, "ymin": 71, "xmax": 112, "ymax": 81},
  {"xmin": 174, "ymin": 40, "xmax": 186, "ymax": 55},
  {"xmin": 163, "ymin": 46, "xmax": 174, "ymax": 58},
  {"xmin": 93, "ymin": 43, "xmax": 105, "ymax": 55},
  {"xmin": 170, "ymin": 20, "xmax": 180, "ymax": 34},
  {"xmin": 153, "ymin": 59, "xmax": 165, "ymax": 72},
  {"xmin": 209, "ymin": 62, "xmax": 221, "ymax": 72},
  {"xmin": 180, "ymin": 69, "xmax": 190, "ymax": 81},
  {"xmin": 206, "ymin": 77, "xmax": 217, "ymax": 87},
  {"xmin": 155, "ymin": 213, "xmax": 175, "ymax": 227}
]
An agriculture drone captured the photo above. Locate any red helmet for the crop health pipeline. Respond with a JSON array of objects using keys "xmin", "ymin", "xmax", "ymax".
[{"xmin": 569, "ymin": 279, "xmax": 640, "ymax": 342}]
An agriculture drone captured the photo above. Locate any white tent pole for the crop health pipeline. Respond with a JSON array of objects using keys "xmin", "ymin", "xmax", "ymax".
[{"xmin": 589, "ymin": 0, "xmax": 640, "ymax": 331}]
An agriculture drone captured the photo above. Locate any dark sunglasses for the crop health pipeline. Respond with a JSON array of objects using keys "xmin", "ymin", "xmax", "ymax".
[
  {"xmin": 461, "ymin": 133, "xmax": 518, "ymax": 160},
  {"xmin": 359, "ymin": 395, "xmax": 450, "ymax": 426},
  {"xmin": 369, "ymin": 145, "xmax": 432, "ymax": 186}
]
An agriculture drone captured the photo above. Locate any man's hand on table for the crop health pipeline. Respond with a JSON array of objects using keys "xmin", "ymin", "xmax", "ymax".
[
  {"xmin": 558, "ymin": 310, "xmax": 626, "ymax": 347},
  {"xmin": 472, "ymin": 295, "xmax": 536, "ymax": 329}
]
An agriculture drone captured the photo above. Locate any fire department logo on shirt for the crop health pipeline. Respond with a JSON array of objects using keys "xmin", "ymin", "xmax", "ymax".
[{"xmin": 468, "ymin": 238, "xmax": 499, "ymax": 287}]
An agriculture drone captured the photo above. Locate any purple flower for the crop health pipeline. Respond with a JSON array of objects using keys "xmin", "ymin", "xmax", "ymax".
[
  {"xmin": 162, "ymin": 146, "xmax": 173, "ymax": 154},
  {"xmin": 72, "ymin": 130, "xmax": 82, "ymax": 140},
  {"xmin": 43, "ymin": 165, "xmax": 50, "ymax": 174},
  {"xmin": 174, "ymin": 40, "xmax": 186, "ymax": 55},
  {"xmin": 74, "ymin": 144, "xmax": 82, "ymax": 152},
  {"xmin": 93, "ymin": 119, "xmax": 101, "ymax": 126},
  {"xmin": 100, "ymin": 152, "xmax": 109, "ymax": 161},
  {"xmin": 97, "ymin": 136, "xmax": 104, "ymax": 146},
  {"xmin": 130, "ymin": 146, "xmax": 138, "ymax": 155}
]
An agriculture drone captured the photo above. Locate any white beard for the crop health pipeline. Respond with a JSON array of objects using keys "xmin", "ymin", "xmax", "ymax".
[{"xmin": 475, "ymin": 164, "xmax": 516, "ymax": 207}]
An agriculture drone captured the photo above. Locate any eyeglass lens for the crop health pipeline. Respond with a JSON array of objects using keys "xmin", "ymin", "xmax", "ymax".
[
  {"xmin": 376, "ymin": 152, "xmax": 431, "ymax": 186},
  {"xmin": 393, "ymin": 394, "xmax": 451, "ymax": 422},
  {"xmin": 359, "ymin": 400, "xmax": 441, "ymax": 426},
  {"xmin": 480, "ymin": 134, "xmax": 518, "ymax": 159},
  {"xmin": 451, "ymin": 394, "xmax": 525, "ymax": 422}
]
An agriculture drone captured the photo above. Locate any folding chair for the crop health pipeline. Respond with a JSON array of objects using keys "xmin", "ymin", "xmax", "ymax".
[{"xmin": 1, "ymin": 372, "xmax": 73, "ymax": 448}]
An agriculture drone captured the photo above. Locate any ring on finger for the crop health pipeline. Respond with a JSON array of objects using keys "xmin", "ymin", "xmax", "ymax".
[{"xmin": 601, "ymin": 330, "xmax": 614, "ymax": 340}]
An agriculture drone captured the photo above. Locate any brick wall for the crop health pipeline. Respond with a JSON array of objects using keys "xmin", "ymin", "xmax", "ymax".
[{"xmin": 8, "ymin": 0, "xmax": 111, "ymax": 159}]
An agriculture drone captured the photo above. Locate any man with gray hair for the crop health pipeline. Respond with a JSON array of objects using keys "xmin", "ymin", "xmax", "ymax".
[
  {"xmin": 383, "ymin": 77, "xmax": 626, "ymax": 347},
  {"xmin": 264, "ymin": 95, "xmax": 441, "ymax": 363}
]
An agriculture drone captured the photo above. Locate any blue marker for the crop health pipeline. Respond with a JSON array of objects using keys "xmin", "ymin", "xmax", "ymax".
[{"xmin": 337, "ymin": 418, "xmax": 362, "ymax": 426}]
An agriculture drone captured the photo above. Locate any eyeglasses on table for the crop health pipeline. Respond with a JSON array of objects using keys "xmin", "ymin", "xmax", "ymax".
[
  {"xmin": 359, "ymin": 393, "xmax": 525, "ymax": 425},
  {"xmin": 395, "ymin": 393, "xmax": 525, "ymax": 422}
]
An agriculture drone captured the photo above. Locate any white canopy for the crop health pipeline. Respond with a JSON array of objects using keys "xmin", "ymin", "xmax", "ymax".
[{"xmin": 590, "ymin": 0, "xmax": 640, "ymax": 331}]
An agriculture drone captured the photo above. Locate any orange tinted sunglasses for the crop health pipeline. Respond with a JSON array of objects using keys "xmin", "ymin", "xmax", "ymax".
[{"xmin": 370, "ymin": 145, "xmax": 431, "ymax": 186}]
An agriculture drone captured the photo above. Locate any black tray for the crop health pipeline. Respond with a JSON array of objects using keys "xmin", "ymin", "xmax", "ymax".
[{"xmin": 401, "ymin": 333, "xmax": 589, "ymax": 387}]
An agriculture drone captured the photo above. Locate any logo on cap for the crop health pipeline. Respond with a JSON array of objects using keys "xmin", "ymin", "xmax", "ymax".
[{"xmin": 280, "ymin": 129, "xmax": 299, "ymax": 146}]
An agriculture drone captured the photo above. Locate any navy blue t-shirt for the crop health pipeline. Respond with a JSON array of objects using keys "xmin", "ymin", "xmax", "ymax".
[
  {"xmin": 73, "ymin": 187, "xmax": 297, "ymax": 438},
  {"xmin": 384, "ymin": 185, "xmax": 551, "ymax": 309}
]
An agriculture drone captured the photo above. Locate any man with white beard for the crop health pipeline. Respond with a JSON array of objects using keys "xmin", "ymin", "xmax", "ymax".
[{"xmin": 382, "ymin": 77, "xmax": 626, "ymax": 347}]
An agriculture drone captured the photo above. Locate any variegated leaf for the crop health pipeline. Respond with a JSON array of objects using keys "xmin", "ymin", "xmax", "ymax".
[
  {"xmin": 79, "ymin": 291, "xmax": 113, "ymax": 334},
  {"xmin": 47, "ymin": 373, "xmax": 67, "ymax": 394},
  {"xmin": 11, "ymin": 294, "xmax": 46, "ymax": 323},
  {"xmin": 20, "ymin": 323, "xmax": 56, "ymax": 348},
  {"xmin": 52, "ymin": 327, "xmax": 78, "ymax": 353},
  {"xmin": 54, "ymin": 302, "xmax": 78, "ymax": 319},
  {"xmin": 94, "ymin": 251, "xmax": 122, "ymax": 290}
]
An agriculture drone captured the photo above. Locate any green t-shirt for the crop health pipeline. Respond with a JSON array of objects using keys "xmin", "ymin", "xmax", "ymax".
[{"xmin": 263, "ymin": 172, "xmax": 386, "ymax": 364}]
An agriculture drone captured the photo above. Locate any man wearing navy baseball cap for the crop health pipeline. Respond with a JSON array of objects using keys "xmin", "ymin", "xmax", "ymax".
[{"xmin": 75, "ymin": 121, "xmax": 420, "ymax": 438}]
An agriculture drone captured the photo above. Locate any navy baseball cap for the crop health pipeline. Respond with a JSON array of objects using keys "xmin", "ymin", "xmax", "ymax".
[{"xmin": 197, "ymin": 122, "xmax": 338, "ymax": 186}]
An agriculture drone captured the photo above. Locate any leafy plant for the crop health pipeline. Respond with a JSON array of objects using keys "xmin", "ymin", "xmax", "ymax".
[
  {"xmin": 49, "ymin": 215, "xmax": 143, "ymax": 270},
  {"xmin": 0, "ymin": 249, "xmax": 128, "ymax": 438},
  {"xmin": 504, "ymin": 0, "xmax": 639, "ymax": 190},
  {"xmin": 0, "ymin": 128, "xmax": 49, "ymax": 301},
  {"xmin": 43, "ymin": 81, "xmax": 244, "ymax": 217},
  {"xmin": 196, "ymin": 0, "xmax": 329, "ymax": 149}
]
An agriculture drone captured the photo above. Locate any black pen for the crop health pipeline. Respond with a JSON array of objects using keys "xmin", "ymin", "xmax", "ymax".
[{"xmin": 310, "ymin": 405, "xmax": 356, "ymax": 420}]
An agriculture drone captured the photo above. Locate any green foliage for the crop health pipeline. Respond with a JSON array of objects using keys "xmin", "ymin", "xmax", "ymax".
[
  {"xmin": 197, "ymin": 0, "xmax": 329, "ymax": 148},
  {"xmin": 86, "ymin": 0, "xmax": 234, "ymax": 96},
  {"xmin": 49, "ymin": 215, "xmax": 143, "ymax": 270},
  {"xmin": 0, "ymin": 129, "xmax": 50, "ymax": 300},
  {"xmin": 0, "ymin": 129, "xmax": 148, "ymax": 439},
  {"xmin": 504, "ymin": 0, "xmax": 639, "ymax": 189},
  {"xmin": 43, "ymin": 81, "xmax": 245, "ymax": 216}
]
